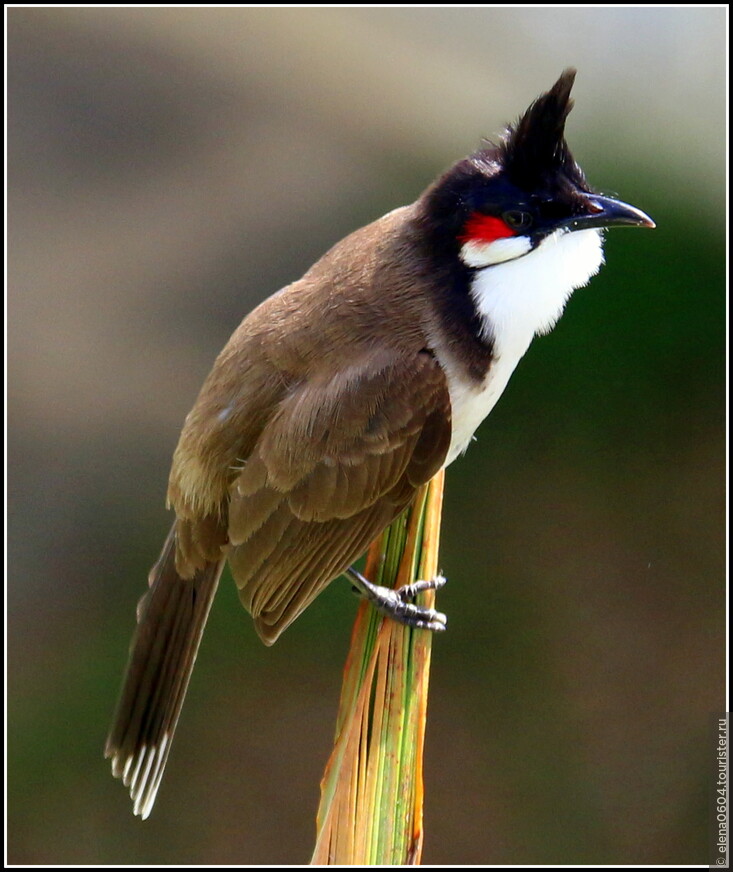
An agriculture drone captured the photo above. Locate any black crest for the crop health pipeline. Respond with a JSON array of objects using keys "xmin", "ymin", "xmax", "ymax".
[{"xmin": 501, "ymin": 69, "xmax": 585, "ymax": 190}]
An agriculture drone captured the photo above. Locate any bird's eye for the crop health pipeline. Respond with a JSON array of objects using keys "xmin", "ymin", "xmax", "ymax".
[{"xmin": 503, "ymin": 210, "xmax": 533, "ymax": 231}]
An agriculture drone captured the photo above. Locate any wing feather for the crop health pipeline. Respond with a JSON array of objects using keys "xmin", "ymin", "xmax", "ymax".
[{"xmin": 227, "ymin": 349, "xmax": 451, "ymax": 643}]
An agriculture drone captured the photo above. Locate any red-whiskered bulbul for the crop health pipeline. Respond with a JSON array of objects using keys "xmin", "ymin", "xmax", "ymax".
[{"xmin": 106, "ymin": 69, "xmax": 654, "ymax": 818}]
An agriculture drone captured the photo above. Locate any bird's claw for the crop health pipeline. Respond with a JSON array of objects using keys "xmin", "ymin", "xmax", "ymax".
[{"xmin": 345, "ymin": 567, "xmax": 448, "ymax": 632}]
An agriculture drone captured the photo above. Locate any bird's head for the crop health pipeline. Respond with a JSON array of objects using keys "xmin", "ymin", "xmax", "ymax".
[{"xmin": 420, "ymin": 69, "xmax": 654, "ymax": 270}]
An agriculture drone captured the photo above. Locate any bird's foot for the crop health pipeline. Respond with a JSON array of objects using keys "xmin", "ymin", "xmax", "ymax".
[{"xmin": 345, "ymin": 567, "xmax": 447, "ymax": 632}]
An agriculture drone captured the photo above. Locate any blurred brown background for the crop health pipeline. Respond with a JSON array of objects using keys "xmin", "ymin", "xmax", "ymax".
[{"xmin": 7, "ymin": 7, "xmax": 725, "ymax": 865}]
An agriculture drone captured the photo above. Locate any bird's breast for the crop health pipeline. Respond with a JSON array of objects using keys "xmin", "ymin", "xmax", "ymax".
[{"xmin": 439, "ymin": 335, "xmax": 532, "ymax": 465}]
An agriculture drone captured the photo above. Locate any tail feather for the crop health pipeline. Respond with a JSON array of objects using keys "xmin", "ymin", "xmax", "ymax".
[{"xmin": 105, "ymin": 525, "xmax": 224, "ymax": 819}]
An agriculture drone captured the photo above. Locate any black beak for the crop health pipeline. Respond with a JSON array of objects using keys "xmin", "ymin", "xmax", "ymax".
[{"xmin": 563, "ymin": 194, "xmax": 655, "ymax": 232}]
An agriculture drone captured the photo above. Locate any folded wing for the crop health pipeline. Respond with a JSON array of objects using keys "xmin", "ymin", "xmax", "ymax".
[{"xmin": 226, "ymin": 347, "xmax": 452, "ymax": 644}]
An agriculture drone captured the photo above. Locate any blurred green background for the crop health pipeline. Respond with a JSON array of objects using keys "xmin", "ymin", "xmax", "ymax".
[{"xmin": 8, "ymin": 7, "xmax": 725, "ymax": 865}]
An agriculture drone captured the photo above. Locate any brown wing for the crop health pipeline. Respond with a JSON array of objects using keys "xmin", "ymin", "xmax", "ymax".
[{"xmin": 226, "ymin": 347, "xmax": 451, "ymax": 644}]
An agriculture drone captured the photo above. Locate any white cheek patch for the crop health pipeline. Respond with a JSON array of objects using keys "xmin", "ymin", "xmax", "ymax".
[{"xmin": 460, "ymin": 235, "xmax": 532, "ymax": 268}]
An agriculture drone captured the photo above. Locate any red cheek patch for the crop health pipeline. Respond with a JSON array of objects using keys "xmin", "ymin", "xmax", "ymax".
[{"xmin": 459, "ymin": 212, "xmax": 516, "ymax": 244}]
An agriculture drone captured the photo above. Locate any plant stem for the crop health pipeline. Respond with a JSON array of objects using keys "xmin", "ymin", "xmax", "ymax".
[{"xmin": 312, "ymin": 469, "xmax": 445, "ymax": 865}]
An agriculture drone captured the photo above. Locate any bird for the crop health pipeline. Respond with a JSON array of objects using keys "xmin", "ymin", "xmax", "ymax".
[{"xmin": 105, "ymin": 68, "xmax": 654, "ymax": 819}]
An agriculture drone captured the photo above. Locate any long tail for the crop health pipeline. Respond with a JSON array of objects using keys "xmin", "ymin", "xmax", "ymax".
[{"xmin": 105, "ymin": 525, "xmax": 224, "ymax": 819}]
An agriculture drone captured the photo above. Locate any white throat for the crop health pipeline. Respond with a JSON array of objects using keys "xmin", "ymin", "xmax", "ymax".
[
  {"xmin": 469, "ymin": 228, "xmax": 603, "ymax": 343},
  {"xmin": 442, "ymin": 228, "xmax": 604, "ymax": 464}
]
